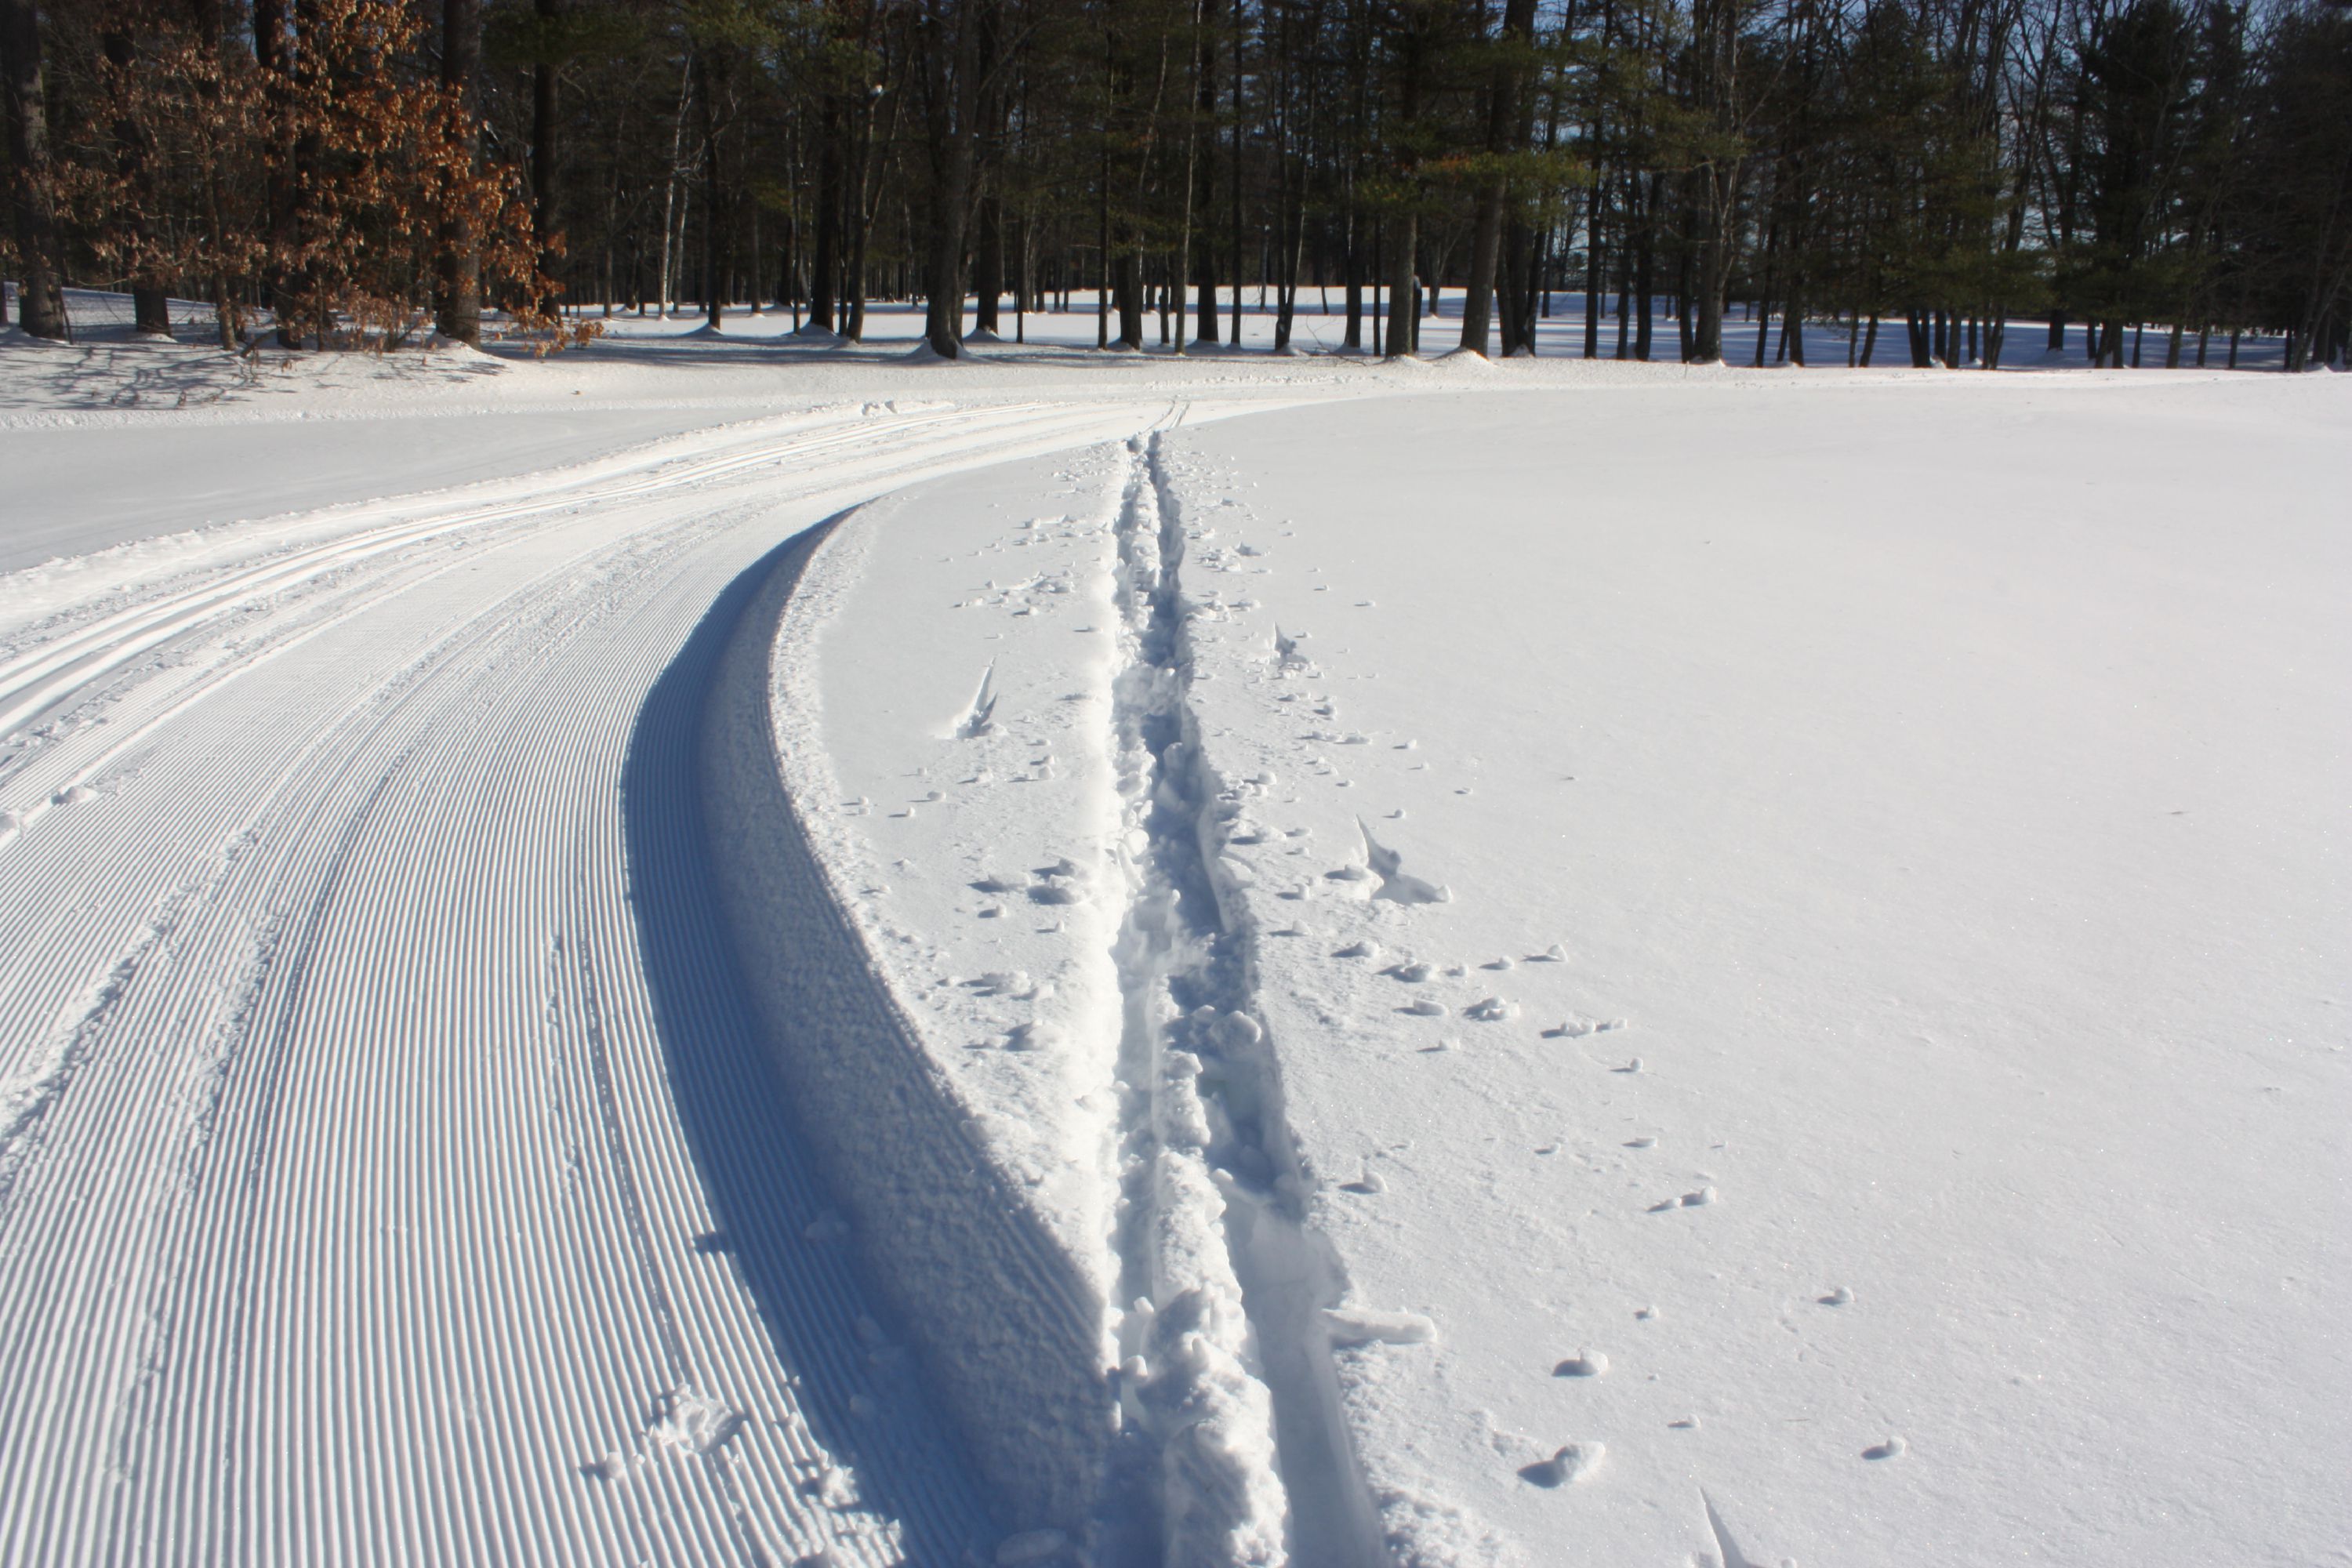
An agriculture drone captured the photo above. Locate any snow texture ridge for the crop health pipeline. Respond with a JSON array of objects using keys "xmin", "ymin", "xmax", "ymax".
[
  {"xmin": 710, "ymin": 418, "xmax": 1395, "ymax": 1563},
  {"xmin": 702, "ymin": 514, "xmax": 1118, "ymax": 1534}
]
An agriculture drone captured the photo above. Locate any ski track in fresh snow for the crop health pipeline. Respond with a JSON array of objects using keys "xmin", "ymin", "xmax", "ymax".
[
  {"xmin": 0, "ymin": 396, "xmax": 1189, "ymax": 1563},
  {"xmin": 1107, "ymin": 432, "xmax": 1385, "ymax": 1567},
  {"xmin": 702, "ymin": 419, "xmax": 1398, "ymax": 1564}
]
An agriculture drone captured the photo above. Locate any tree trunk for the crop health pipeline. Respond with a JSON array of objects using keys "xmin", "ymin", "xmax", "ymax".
[
  {"xmin": 1613, "ymin": 184, "xmax": 1632, "ymax": 360},
  {"xmin": 1384, "ymin": 26, "xmax": 1422, "ymax": 359},
  {"xmin": 749, "ymin": 195, "xmax": 764, "ymax": 313},
  {"xmin": 1173, "ymin": 4, "xmax": 1201, "ymax": 356},
  {"xmin": 532, "ymin": 0, "xmax": 562, "ymax": 307},
  {"xmin": 1687, "ymin": 0, "xmax": 1738, "ymax": 364},
  {"xmin": 920, "ymin": 0, "xmax": 984, "ymax": 358},
  {"xmin": 809, "ymin": 100, "xmax": 840, "ymax": 329},
  {"xmin": 1385, "ymin": 212, "xmax": 1417, "ymax": 358},
  {"xmin": 696, "ymin": 53, "xmax": 726, "ymax": 332},
  {"xmin": 975, "ymin": 193, "xmax": 1004, "ymax": 332},
  {"xmin": 1096, "ymin": 140, "xmax": 1109, "ymax": 347},
  {"xmin": 845, "ymin": 81, "xmax": 884, "ymax": 338},
  {"xmin": 434, "ymin": 0, "xmax": 484, "ymax": 343},
  {"xmin": 253, "ymin": 0, "xmax": 302, "ymax": 345},
  {"xmin": 1228, "ymin": 0, "xmax": 1243, "ymax": 346},
  {"xmin": 93, "ymin": 30, "xmax": 170, "ymax": 337},
  {"xmin": 1675, "ymin": 241, "xmax": 1693, "ymax": 360},
  {"xmin": 1195, "ymin": 249, "xmax": 1220, "ymax": 341},
  {"xmin": 1018, "ymin": 213, "xmax": 1031, "ymax": 340},
  {"xmin": 1343, "ymin": 238, "xmax": 1363, "ymax": 350},
  {"xmin": 655, "ymin": 53, "xmax": 690, "ymax": 317},
  {"xmin": 1193, "ymin": 8, "xmax": 1219, "ymax": 347},
  {"xmin": 1582, "ymin": 159, "xmax": 1606, "ymax": 358},
  {"xmin": 1502, "ymin": 211, "xmax": 1535, "ymax": 354},
  {"xmin": 1693, "ymin": 233, "xmax": 1726, "ymax": 362},
  {"xmin": 173, "ymin": 0, "xmax": 240, "ymax": 347},
  {"xmin": 1633, "ymin": 174, "xmax": 1654, "ymax": 361},
  {"xmin": 1462, "ymin": 0, "xmax": 1535, "ymax": 356},
  {"xmin": 1275, "ymin": 205, "xmax": 1303, "ymax": 350},
  {"xmin": 0, "ymin": 0, "xmax": 62, "ymax": 339},
  {"xmin": 1114, "ymin": 248, "xmax": 1144, "ymax": 347}
]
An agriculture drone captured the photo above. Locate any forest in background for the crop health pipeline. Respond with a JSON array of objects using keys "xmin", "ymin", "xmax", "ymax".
[{"xmin": 2, "ymin": 0, "xmax": 2347, "ymax": 367}]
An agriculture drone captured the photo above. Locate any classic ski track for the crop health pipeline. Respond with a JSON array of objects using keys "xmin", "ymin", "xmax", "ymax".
[
  {"xmin": 0, "ymin": 396, "xmax": 1181, "ymax": 1564},
  {"xmin": 0, "ymin": 403, "xmax": 1049, "ymax": 747}
]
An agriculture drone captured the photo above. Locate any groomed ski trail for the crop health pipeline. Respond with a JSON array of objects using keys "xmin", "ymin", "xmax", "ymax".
[{"xmin": 0, "ymin": 397, "xmax": 1181, "ymax": 1564}]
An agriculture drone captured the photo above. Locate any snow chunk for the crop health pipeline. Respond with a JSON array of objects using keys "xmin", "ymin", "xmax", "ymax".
[
  {"xmin": 1518, "ymin": 1442, "xmax": 1604, "ymax": 1488},
  {"xmin": 1323, "ymin": 1305, "xmax": 1438, "ymax": 1347}
]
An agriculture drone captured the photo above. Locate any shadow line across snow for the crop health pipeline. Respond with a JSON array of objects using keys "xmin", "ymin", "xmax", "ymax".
[
  {"xmin": 621, "ymin": 521, "xmax": 1004, "ymax": 1559},
  {"xmin": 637, "ymin": 514, "xmax": 1118, "ymax": 1546}
]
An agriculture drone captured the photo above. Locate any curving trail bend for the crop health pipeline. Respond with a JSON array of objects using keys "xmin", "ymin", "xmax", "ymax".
[{"xmin": 0, "ymin": 398, "xmax": 1174, "ymax": 1565}]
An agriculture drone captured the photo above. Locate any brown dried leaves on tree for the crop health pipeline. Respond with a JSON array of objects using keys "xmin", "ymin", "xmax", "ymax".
[{"xmin": 53, "ymin": 0, "xmax": 579, "ymax": 353}]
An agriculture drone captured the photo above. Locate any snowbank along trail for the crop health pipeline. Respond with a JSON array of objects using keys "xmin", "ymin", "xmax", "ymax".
[
  {"xmin": 712, "ymin": 416, "xmax": 1391, "ymax": 1564},
  {"xmin": 0, "ymin": 395, "xmax": 1197, "ymax": 1563}
]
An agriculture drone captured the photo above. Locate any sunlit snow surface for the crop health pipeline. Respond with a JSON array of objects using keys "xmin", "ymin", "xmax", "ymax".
[
  {"xmin": 1, "ymin": 292, "xmax": 2343, "ymax": 1566},
  {"xmin": 1142, "ymin": 387, "xmax": 2348, "ymax": 1563}
]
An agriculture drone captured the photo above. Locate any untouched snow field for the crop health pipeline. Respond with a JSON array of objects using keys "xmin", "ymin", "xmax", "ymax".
[{"xmin": 1, "ymin": 299, "xmax": 2343, "ymax": 1566}]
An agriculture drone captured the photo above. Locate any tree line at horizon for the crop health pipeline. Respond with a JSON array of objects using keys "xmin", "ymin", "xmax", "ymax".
[{"xmin": 2, "ymin": 0, "xmax": 2347, "ymax": 366}]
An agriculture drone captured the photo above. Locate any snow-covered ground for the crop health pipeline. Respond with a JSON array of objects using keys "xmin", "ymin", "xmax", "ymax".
[
  {"xmin": 1142, "ymin": 383, "xmax": 2349, "ymax": 1564},
  {"xmin": 1, "ymin": 297, "xmax": 2343, "ymax": 1566}
]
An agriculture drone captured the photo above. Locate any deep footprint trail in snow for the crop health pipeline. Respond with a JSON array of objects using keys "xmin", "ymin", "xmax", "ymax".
[
  {"xmin": 1104, "ymin": 432, "xmax": 1383, "ymax": 1566},
  {"xmin": 0, "ymin": 398, "xmax": 1189, "ymax": 1563}
]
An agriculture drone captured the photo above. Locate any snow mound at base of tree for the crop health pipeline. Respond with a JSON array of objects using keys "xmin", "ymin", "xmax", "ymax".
[
  {"xmin": 0, "ymin": 324, "xmax": 76, "ymax": 350},
  {"xmin": 422, "ymin": 336, "xmax": 510, "ymax": 363}
]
